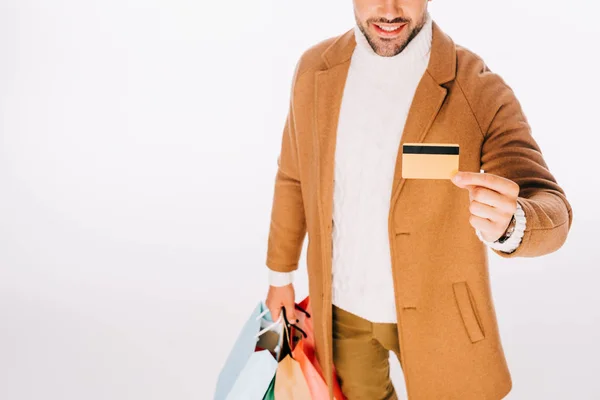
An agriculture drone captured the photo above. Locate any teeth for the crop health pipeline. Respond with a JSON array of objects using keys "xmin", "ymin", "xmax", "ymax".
[{"xmin": 376, "ymin": 24, "xmax": 400, "ymax": 32}]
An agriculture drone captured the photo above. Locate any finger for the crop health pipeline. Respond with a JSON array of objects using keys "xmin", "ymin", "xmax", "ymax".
[
  {"xmin": 469, "ymin": 200, "xmax": 506, "ymax": 222},
  {"xmin": 469, "ymin": 187, "xmax": 515, "ymax": 214},
  {"xmin": 453, "ymin": 172, "xmax": 517, "ymax": 197},
  {"xmin": 283, "ymin": 303, "xmax": 298, "ymax": 324},
  {"xmin": 463, "ymin": 184, "xmax": 477, "ymax": 198},
  {"xmin": 269, "ymin": 304, "xmax": 281, "ymax": 322},
  {"xmin": 460, "ymin": 184, "xmax": 484, "ymax": 201},
  {"xmin": 469, "ymin": 214, "xmax": 495, "ymax": 232}
]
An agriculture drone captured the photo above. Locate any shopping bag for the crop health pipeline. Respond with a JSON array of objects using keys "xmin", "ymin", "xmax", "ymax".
[
  {"xmin": 274, "ymin": 309, "xmax": 312, "ymax": 399},
  {"xmin": 214, "ymin": 301, "xmax": 284, "ymax": 400},
  {"xmin": 291, "ymin": 340, "xmax": 333, "ymax": 399},
  {"xmin": 295, "ymin": 296, "xmax": 346, "ymax": 400},
  {"xmin": 262, "ymin": 375, "xmax": 276, "ymax": 400}
]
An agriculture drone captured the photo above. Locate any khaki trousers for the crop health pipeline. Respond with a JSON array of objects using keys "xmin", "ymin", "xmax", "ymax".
[{"xmin": 332, "ymin": 304, "xmax": 403, "ymax": 400}]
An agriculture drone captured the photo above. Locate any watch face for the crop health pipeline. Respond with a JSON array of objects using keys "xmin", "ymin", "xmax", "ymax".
[{"xmin": 509, "ymin": 217, "xmax": 517, "ymax": 232}]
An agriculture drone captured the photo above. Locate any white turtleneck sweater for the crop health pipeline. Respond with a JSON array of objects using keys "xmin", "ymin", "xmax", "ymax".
[{"xmin": 268, "ymin": 12, "xmax": 526, "ymax": 323}]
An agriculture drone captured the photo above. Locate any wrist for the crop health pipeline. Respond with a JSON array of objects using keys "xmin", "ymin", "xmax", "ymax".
[
  {"xmin": 476, "ymin": 201, "xmax": 526, "ymax": 253},
  {"xmin": 496, "ymin": 214, "xmax": 517, "ymax": 244},
  {"xmin": 268, "ymin": 269, "xmax": 294, "ymax": 287}
]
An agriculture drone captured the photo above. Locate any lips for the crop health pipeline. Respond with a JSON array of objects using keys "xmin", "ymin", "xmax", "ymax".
[{"xmin": 373, "ymin": 23, "xmax": 406, "ymax": 37}]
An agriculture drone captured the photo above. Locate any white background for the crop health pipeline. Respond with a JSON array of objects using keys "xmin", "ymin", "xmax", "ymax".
[{"xmin": 1, "ymin": 0, "xmax": 599, "ymax": 399}]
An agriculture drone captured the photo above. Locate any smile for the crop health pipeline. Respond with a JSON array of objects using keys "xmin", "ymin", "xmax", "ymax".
[{"xmin": 373, "ymin": 23, "xmax": 406, "ymax": 38}]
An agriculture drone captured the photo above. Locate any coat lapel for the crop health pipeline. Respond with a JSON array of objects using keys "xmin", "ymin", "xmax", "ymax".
[
  {"xmin": 390, "ymin": 21, "xmax": 457, "ymax": 210},
  {"xmin": 389, "ymin": 71, "xmax": 448, "ymax": 208},
  {"xmin": 313, "ymin": 28, "xmax": 355, "ymax": 230},
  {"xmin": 314, "ymin": 62, "xmax": 351, "ymax": 231},
  {"xmin": 314, "ymin": 20, "xmax": 458, "ymax": 227}
]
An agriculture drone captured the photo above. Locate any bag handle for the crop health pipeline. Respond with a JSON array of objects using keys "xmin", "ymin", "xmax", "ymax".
[
  {"xmin": 294, "ymin": 303, "xmax": 311, "ymax": 318},
  {"xmin": 254, "ymin": 313, "xmax": 283, "ymax": 339},
  {"xmin": 253, "ymin": 301, "xmax": 311, "ymax": 340},
  {"xmin": 281, "ymin": 306, "xmax": 308, "ymax": 339},
  {"xmin": 278, "ymin": 311, "xmax": 295, "ymax": 361}
]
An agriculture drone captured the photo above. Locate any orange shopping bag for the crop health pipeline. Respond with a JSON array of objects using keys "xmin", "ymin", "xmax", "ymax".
[{"xmin": 293, "ymin": 296, "xmax": 346, "ymax": 400}]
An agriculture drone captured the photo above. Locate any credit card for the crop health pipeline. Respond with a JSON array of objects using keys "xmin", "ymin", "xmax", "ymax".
[{"xmin": 401, "ymin": 143, "xmax": 459, "ymax": 179}]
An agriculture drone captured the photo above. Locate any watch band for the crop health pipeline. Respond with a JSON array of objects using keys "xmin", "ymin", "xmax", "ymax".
[
  {"xmin": 496, "ymin": 214, "xmax": 516, "ymax": 244},
  {"xmin": 476, "ymin": 202, "xmax": 526, "ymax": 253}
]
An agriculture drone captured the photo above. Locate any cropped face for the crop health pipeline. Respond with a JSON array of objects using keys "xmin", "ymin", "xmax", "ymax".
[{"xmin": 353, "ymin": 0, "xmax": 430, "ymax": 57}]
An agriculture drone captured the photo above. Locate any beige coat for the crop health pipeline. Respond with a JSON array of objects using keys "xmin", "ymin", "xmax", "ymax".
[{"xmin": 265, "ymin": 19, "xmax": 573, "ymax": 400}]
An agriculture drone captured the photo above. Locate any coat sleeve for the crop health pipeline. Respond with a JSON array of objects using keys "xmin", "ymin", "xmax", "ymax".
[
  {"xmin": 460, "ymin": 56, "xmax": 573, "ymax": 258},
  {"xmin": 265, "ymin": 61, "xmax": 307, "ymax": 272}
]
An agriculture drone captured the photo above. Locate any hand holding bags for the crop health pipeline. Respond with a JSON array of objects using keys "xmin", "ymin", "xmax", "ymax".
[
  {"xmin": 263, "ymin": 303, "xmax": 311, "ymax": 400},
  {"xmin": 274, "ymin": 299, "xmax": 346, "ymax": 400},
  {"xmin": 215, "ymin": 298, "xmax": 346, "ymax": 399},
  {"xmin": 273, "ymin": 306, "xmax": 312, "ymax": 399}
]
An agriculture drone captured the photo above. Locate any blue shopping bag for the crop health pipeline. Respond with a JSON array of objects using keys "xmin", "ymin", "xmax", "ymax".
[{"xmin": 214, "ymin": 301, "xmax": 284, "ymax": 400}]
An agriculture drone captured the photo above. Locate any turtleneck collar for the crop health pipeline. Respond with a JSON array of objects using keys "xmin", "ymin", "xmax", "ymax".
[{"xmin": 352, "ymin": 11, "xmax": 433, "ymax": 72}]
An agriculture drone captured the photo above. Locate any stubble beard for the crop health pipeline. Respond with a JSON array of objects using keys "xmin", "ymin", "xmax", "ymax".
[{"xmin": 357, "ymin": 12, "xmax": 428, "ymax": 57}]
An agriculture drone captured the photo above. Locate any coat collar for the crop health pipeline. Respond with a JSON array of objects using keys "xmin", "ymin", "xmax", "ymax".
[{"xmin": 313, "ymin": 20, "xmax": 458, "ymax": 239}]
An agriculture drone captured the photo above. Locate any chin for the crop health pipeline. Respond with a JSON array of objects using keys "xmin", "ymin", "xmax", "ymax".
[
  {"xmin": 368, "ymin": 26, "xmax": 411, "ymax": 52},
  {"xmin": 372, "ymin": 38, "xmax": 409, "ymax": 57}
]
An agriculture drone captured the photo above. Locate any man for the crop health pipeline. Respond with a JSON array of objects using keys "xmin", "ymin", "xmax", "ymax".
[{"xmin": 264, "ymin": 1, "xmax": 573, "ymax": 399}]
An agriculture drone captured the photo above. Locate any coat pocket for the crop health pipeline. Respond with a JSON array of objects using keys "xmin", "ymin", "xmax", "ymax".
[{"xmin": 452, "ymin": 281, "xmax": 485, "ymax": 343}]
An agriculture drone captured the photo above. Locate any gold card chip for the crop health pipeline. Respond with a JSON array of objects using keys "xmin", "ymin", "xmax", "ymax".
[{"xmin": 401, "ymin": 143, "xmax": 459, "ymax": 179}]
